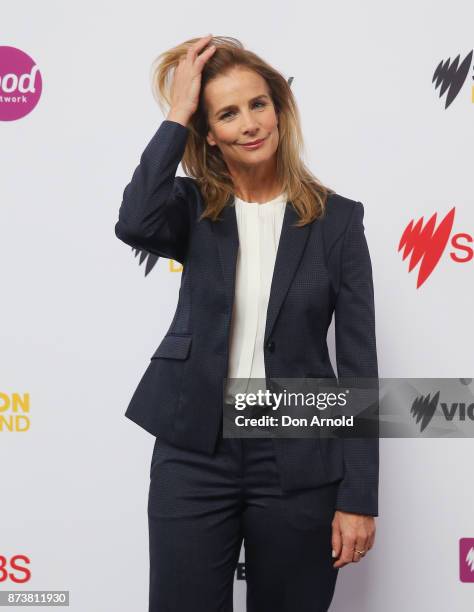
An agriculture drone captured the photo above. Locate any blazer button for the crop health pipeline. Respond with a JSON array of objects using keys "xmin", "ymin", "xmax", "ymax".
[{"xmin": 266, "ymin": 340, "xmax": 275, "ymax": 353}]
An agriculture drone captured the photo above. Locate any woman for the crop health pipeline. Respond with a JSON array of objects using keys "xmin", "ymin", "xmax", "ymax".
[{"xmin": 115, "ymin": 34, "xmax": 378, "ymax": 612}]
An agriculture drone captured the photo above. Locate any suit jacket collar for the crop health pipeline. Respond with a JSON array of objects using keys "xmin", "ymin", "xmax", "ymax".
[{"xmin": 211, "ymin": 195, "xmax": 312, "ymax": 345}]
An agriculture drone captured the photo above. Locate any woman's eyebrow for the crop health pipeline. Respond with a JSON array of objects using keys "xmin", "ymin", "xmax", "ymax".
[{"xmin": 215, "ymin": 94, "xmax": 270, "ymax": 117}]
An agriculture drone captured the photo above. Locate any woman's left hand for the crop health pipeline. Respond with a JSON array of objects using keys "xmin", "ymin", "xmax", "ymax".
[{"xmin": 331, "ymin": 510, "xmax": 376, "ymax": 568}]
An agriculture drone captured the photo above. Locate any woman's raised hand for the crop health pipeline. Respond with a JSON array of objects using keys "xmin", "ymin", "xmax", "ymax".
[{"xmin": 166, "ymin": 34, "xmax": 217, "ymax": 127}]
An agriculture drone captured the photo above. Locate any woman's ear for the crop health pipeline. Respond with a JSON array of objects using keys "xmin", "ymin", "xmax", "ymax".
[{"xmin": 206, "ymin": 130, "xmax": 216, "ymax": 147}]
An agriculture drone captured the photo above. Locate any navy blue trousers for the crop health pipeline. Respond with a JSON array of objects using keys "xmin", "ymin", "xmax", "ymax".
[{"xmin": 148, "ymin": 427, "xmax": 340, "ymax": 611}]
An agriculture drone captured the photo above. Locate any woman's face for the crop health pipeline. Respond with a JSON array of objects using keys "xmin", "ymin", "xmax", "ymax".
[{"xmin": 205, "ymin": 67, "xmax": 279, "ymax": 171}]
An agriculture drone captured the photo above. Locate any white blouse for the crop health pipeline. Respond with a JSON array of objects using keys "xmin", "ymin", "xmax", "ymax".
[{"xmin": 224, "ymin": 191, "xmax": 287, "ymax": 403}]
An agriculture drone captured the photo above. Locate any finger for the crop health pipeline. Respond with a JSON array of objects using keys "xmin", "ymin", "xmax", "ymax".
[
  {"xmin": 364, "ymin": 523, "xmax": 375, "ymax": 552},
  {"xmin": 342, "ymin": 541, "xmax": 356, "ymax": 565},
  {"xmin": 353, "ymin": 536, "xmax": 369, "ymax": 563},
  {"xmin": 195, "ymin": 44, "xmax": 216, "ymax": 67},
  {"xmin": 367, "ymin": 530, "xmax": 375, "ymax": 551},
  {"xmin": 186, "ymin": 42, "xmax": 214, "ymax": 72},
  {"xmin": 333, "ymin": 540, "xmax": 355, "ymax": 568},
  {"xmin": 189, "ymin": 34, "xmax": 213, "ymax": 57},
  {"xmin": 332, "ymin": 556, "xmax": 349, "ymax": 569},
  {"xmin": 331, "ymin": 522, "xmax": 342, "ymax": 562}
]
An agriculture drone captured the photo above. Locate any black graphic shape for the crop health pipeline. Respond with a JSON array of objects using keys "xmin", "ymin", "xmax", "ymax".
[
  {"xmin": 410, "ymin": 391, "xmax": 440, "ymax": 432},
  {"xmin": 432, "ymin": 50, "xmax": 473, "ymax": 109},
  {"xmin": 132, "ymin": 247, "xmax": 159, "ymax": 276}
]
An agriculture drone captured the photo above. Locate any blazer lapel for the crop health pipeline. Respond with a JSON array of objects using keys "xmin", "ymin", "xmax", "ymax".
[
  {"xmin": 211, "ymin": 194, "xmax": 240, "ymax": 313},
  {"xmin": 212, "ymin": 196, "xmax": 312, "ymax": 345},
  {"xmin": 264, "ymin": 202, "xmax": 311, "ymax": 344}
]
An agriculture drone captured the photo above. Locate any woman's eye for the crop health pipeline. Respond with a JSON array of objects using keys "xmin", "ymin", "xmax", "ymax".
[{"xmin": 220, "ymin": 101, "xmax": 266, "ymax": 120}]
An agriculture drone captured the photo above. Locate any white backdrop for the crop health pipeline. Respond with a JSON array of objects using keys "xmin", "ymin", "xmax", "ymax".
[{"xmin": 1, "ymin": 0, "xmax": 473, "ymax": 610}]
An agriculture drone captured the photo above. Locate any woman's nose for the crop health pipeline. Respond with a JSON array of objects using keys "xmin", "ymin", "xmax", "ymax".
[{"xmin": 240, "ymin": 113, "xmax": 260, "ymax": 134}]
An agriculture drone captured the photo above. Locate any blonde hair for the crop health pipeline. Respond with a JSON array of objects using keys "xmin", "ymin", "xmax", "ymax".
[{"xmin": 151, "ymin": 35, "xmax": 335, "ymax": 226}]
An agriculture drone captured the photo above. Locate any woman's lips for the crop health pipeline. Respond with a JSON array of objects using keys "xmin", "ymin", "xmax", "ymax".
[{"xmin": 239, "ymin": 137, "xmax": 266, "ymax": 150}]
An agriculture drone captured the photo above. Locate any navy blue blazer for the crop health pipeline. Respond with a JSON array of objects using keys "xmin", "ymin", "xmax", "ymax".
[{"xmin": 115, "ymin": 119, "xmax": 379, "ymax": 516}]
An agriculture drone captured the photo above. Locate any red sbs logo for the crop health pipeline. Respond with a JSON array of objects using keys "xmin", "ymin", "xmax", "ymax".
[
  {"xmin": 0, "ymin": 555, "xmax": 31, "ymax": 583},
  {"xmin": 398, "ymin": 207, "xmax": 473, "ymax": 288}
]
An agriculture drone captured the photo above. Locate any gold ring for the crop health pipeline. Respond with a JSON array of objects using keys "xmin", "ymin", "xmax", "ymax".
[{"xmin": 354, "ymin": 549, "xmax": 366, "ymax": 555}]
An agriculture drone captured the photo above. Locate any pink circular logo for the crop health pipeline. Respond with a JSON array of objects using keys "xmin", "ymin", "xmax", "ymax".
[{"xmin": 0, "ymin": 46, "xmax": 42, "ymax": 121}]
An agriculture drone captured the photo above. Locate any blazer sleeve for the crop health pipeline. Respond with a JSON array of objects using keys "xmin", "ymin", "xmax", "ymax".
[
  {"xmin": 114, "ymin": 119, "xmax": 191, "ymax": 265},
  {"xmin": 334, "ymin": 201, "xmax": 379, "ymax": 516}
]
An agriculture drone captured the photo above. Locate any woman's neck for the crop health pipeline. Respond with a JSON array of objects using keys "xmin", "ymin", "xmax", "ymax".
[
  {"xmin": 228, "ymin": 159, "xmax": 283, "ymax": 204},
  {"xmin": 233, "ymin": 178, "xmax": 284, "ymax": 204}
]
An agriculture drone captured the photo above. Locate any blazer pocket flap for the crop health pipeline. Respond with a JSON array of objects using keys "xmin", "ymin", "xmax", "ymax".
[{"xmin": 151, "ymin": 334, "xmax": 192, "ymax": 360}]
